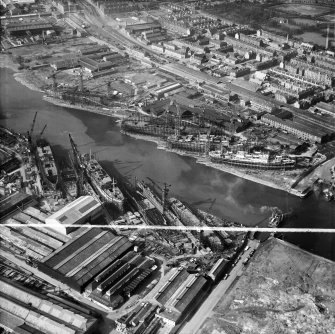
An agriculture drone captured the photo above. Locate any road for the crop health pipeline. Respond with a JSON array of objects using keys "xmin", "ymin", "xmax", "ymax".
[{"xmin": 179, "ymin": 239, "xmax": 260, "ymax": 334}]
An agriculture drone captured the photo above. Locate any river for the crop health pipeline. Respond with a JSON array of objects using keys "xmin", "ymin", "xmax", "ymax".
[{"xmin": 0, "ymin": 68, "xmax": 334, "ymax": 260}]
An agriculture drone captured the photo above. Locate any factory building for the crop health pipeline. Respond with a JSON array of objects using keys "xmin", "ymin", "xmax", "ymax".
[
  {"xmin": 1, "ymin": 207, "xmax": 70, "ymax": 260},
  {"xmin": 39, "ymin": 228, "xmax": 133, "ymax": 292},
  {"xmin": 153, "ymin": 82, "xmax": 183, "ymax": 98},
  {"xmin": 78, "ymin": 45, "xmax": 110, "ymax": 56},
  {"xmin": 154, "ymin": 268, "xmax": 210, "ymax": 326},
  {"xmin": 207, "ymin": 258, "xmax": 229, "ymax": 282},
  {"xmin": 51, "ymin": 57, "xmax": 80, "ymax": 71},
  {"xmin": 125, "ymin": 22, "xmax": 162, "ymax": 35},
  {"xmin": 38, "ymin": 228, "xmax": 157, "ymax": 307},
  {"xmin": 0, "ymin": 276, "xmax": 98, "ymax": 334},
  {"xmin": 230, "ymin": 66, "xmax": 250, "ymax": 78},
  {"xmin": 3, "ymin": 21, "xmax": 54, "ymax": 35},
  {"xmin": 261, "ymin": 114, "xmax": 327, "ymax": 143},
  {"xmin": 45, "ymin": 196, "xmax": 102, "ymax": 235},
  {"xmin": 312, "ymin": 101, "xmax": 335, "ymax": 117}
]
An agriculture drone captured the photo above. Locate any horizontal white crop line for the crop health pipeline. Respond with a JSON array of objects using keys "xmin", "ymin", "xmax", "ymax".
[{"xmin": 1, "ymin": 224, "xmax": 335, "ymax": 233}]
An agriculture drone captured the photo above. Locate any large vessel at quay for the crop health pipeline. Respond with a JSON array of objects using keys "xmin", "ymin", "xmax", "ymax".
[
  {"xmin": 35, "ymin": 139, "xmax": 59, "ymax": 190},
  {"xmin": 209, "ymin": 149, "xmax": 296, "ymax": 170},
  {"xmin": 82, "ymin": 154, "xmax": 125, "ymax": 211}
]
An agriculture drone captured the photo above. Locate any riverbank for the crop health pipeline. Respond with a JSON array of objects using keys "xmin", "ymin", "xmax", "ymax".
[
  {"xmin": 0, "ymin": 53, "xmax": 19, "ymax": 72},
  {"xmin": 43, "ymin": 96, "xmax": 129, "ymax": 119},
  {"xmin": 0, "ymin": 61, "xmax": 320, "ymax": 198},
  {"xmin": 122, "ymin": 131, "xmax": 307, "ymax": 197}
]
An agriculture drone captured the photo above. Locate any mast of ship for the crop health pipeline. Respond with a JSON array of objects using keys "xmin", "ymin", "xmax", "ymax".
[{"xmin": 112, "ymin": 178, "xmax": 116, "ymax": 194}]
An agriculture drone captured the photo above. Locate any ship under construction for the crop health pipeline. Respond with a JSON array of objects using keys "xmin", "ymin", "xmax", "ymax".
[
  {"xmin": 44, "ymin": 68, "xmax": 132, "ymax": 115},
  {"xmin": 121, "ymin": 100, "xmax": 230, "ymax": 145}
]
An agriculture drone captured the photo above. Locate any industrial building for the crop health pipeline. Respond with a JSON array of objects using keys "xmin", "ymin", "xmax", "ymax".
[
  {"xmin": 153, "ymin": 82, "xmax": 183, "ymax": 98},
  {"xmin": 0, "ymin": 192, "xmax": 34, "ymax": 221},
  {"xmin": 154, "ymin": 268, "xmax": 210, "ymax": 326},
  {"xmin": 125, "ymin": 22, "xmax": 162, "ymax": 35},
  {"xmin": 39, "ymin": 228, "xmax": 133, "ymax": 292},
  {"xmin": 261, "ymin": 113, "xmax": 327, "ymax": 143},
  {"xmin": 1, "ymin": 206, "xmax": 70, "ymax": 260},
  {"xmin": 45, "ymin": 196, "xmax": 102, "ymax": 235},
  {"xmin": 312, "ymin": 101, "xmax": 335, "ymax": 117},
  {"xmin": 207, "ymin": 258, "xmax": 229, "ymax": 282},
  {"xmin": 0, "ymin": 276, "xmax": 98, "ymax": 334},
  {"xmin": 2, "ymin": 20, "xmax": 54, "ymax": 35}
]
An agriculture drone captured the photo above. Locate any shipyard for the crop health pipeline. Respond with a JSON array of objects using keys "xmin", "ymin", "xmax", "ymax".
[
  {"xmin": 1, "ymin": 0, "xmax": 335, "ymax": 333},
  {"xmin": 1, "ymin": 0, "xmax": 335, "ymax": 197}
]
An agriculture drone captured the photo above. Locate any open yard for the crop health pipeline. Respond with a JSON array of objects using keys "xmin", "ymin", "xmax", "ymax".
[
  {"xmin": 271, "ymin": 4, "xmax": 332, "ymax": 17},
  {"xmin": 198, "ymin": 238, "xmax": 335, "ymax": 334}
]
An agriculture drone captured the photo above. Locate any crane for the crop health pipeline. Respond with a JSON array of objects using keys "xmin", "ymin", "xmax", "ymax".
[
  {"xmin": 39, "ymin": 124, "xmax": 47, "ymax": 138},
  {"xmin": 29, "ymin": 111, "xmax": 38, "ymax": 138},
  {"xmin": 147, "ymin": 177, "xmax": 171, "ymax": 214}
]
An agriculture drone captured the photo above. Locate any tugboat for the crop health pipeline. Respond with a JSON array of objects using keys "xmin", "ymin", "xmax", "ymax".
[
  {"xmin": 82, "ymin": 153, "xmax": 125, "ymax": 211},
  {"xmin": 268, "ymin": 208, "xmax": 284, "ymax": 228}
]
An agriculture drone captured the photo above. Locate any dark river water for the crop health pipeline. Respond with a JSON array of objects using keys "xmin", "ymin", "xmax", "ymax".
[{"xmin": 1, "ymin": 68, "xmax": 334, "ymax": 260}]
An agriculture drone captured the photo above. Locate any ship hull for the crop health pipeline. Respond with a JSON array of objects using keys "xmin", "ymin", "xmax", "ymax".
[
  {"xmin": 209, "ymin": 156, "xmax": 296, "ymax": 170},
  {"xmin": 121, "ymin": 123, "xmax": 175, "ymax": 138},
  {"xmin": 167, "ymin": 139, "xmax": 221, "ymax": 153},
  {"xmin": 35, "ymin": 141, "xmax": 58, "ymax": 191}
]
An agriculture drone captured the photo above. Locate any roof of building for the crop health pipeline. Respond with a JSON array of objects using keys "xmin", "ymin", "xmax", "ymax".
[
  {"xmin": 0, "ymin": 276, "xmax": 97, "ymax": 334},
  {"xmin": 156, "ymin": 269, "xmax": 189, "ymax": 305},
  {"xmin": 40, "ymin": 228, "xmax": 133, "ymax": 290},
  {"xmin": 315, "ymin": 102, "xmax": 335, "ymax": 114},
  {"xmin": 174, "ymin": 275, "xmax": 208, "ymax": 313},
  {"xmin": 45, "ymin": 196, "xmax": 101, "ymax": 227},
  {"xmin": 125, "ymin": 22, "xmax": 161, "ymax": 32},
  {"xmin": 209, "ymin": 258, "xmax": 229, "ymax": 278},
  {"xmin": 262, "ymin": 114, "xmax": 327, "ymax": 138}
]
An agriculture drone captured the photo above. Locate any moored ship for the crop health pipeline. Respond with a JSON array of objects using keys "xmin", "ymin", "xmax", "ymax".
[
  {"xmin": 35, "ymin": 139, "xmax": 58, "ymax": 190},
  {"xmin": 209, "ymin": 149, "xmax": 296, "ymax": 170},
  {"xmin": 82, "ymin": 154, "xmax": 125, "ymax": 211}
]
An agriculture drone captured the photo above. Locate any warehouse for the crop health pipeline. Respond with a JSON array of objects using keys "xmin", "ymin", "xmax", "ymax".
[
  {"xmin": 207, "ymin": 258, "xmax": 229, "ymax": 282},
  {"xmin": 312, "ymin": 101, "xmax": 335, "ymax": 118},
  {"xmin": 155, "ymin": 268, "xmax": 210, "ymax": 325},
  {"xmin": 0, "ymin": 276, "xmax": 98, "ymax": 334},
  {"xmin": 79, "ymin": 45, "xmax": 110, "ymax": 56},
  {"xmin": 38, "ymin": 228, "xmax": 133, "ymax": 292},
  {"xmin": 125, "ymin": 22, "xmax": 162, "ymax": 35},
  {"xmin": 154, "ymin": 83, "xmax": 183, "ymax": 98},
  {"xmin": 261, "ymin": 114, "xmax": 327, "ymax": 143},
  {"xmin": 45, "ymin": 196, "xmax": 102, "ymax": 235}
]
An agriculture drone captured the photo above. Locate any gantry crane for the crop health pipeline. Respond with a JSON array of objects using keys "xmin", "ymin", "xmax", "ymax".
[{"xmin": 147, "ymin": 177, "xmax": 171, "ymax": 214}]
